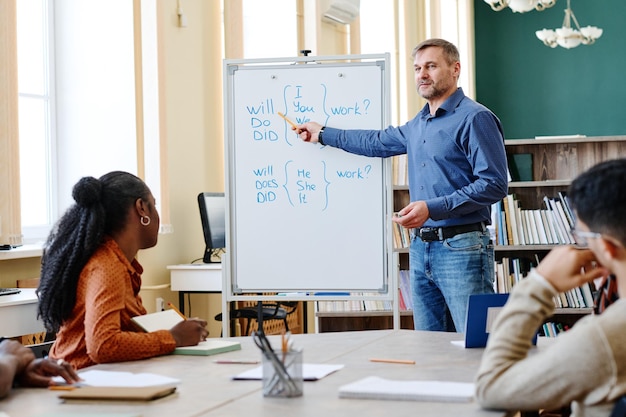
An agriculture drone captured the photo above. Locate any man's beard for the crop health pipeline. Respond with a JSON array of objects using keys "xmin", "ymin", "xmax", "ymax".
[{"xmin": 418, "ymin": 82, "xmax": 444, "ymax": 100}]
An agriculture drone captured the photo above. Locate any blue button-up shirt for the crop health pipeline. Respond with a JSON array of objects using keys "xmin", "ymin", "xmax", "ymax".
[{"xmin": 320, "ymin": 88, "xmax": 508, "ymax": 227}]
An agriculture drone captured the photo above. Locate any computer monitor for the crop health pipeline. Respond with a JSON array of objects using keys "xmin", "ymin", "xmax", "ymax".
[{"xmin": 197, "ymin": 192, "xmax": 226, "ymax": 263}]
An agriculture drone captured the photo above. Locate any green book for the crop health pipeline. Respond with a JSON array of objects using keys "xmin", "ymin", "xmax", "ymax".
[
  {"xmin": 507, "ymin": 153, "xmax": 533, "ymax": 182},
  {"xmin": 174, "ymin": 339, "xmax": 241, "ymax": 356}
]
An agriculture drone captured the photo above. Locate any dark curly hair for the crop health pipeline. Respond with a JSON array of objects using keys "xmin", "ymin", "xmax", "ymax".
[
  {"xmin": 37, "ymin": 171, "xmax": 151, "ymax": 333},
  {"xmin": 568, "ymin": 158, "xmax": 626, "ymax": 244}
]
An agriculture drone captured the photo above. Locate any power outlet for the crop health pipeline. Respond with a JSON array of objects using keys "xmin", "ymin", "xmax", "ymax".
[{"xmin": 156, "ymin": 297, "xmax": 165, "ymax": 312}]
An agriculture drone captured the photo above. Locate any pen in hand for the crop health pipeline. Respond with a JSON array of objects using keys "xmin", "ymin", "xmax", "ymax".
[
  {"xmin": 277, "ymin": 112, "xmax": 299, "ymax": 132},
  {"xmin": 168, "ymin": 302, "xmax": 187, "ymax": 320}
]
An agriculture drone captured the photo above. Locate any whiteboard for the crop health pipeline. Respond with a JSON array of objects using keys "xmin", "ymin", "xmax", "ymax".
[{"xmin": 224, "ymin": 55, "xmax": 391, "ymax": 293}]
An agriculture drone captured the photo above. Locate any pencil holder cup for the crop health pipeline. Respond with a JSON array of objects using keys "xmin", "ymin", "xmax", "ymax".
[{"xmin": 261, "ymin": 349, "xmax": 303, "ymax": 397}]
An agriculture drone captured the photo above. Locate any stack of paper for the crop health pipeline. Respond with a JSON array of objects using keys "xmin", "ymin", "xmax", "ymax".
[
  {"xmin": 338, "ymin": 376, "xmax": 475, "ymax": 402},
  {"xmin": 53, "ymin": 369, "xmax": 180, "ymax": 388},
  {"xmin": 233, "ymin": 363, "xmax": 344, "ymax": 381},
  {"xmin": 174, "ymin": 340, "xmax": 241, "ymax": 356}
]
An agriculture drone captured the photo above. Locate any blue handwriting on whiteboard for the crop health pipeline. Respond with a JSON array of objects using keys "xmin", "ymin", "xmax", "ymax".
[{"xmin": 336, "ymin": 164, "xmax": 372, "ymax": 179}]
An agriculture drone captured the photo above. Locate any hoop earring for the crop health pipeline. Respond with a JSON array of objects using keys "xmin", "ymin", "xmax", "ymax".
[{"xmin": 141, "ymin": 216, "xmax": 151, "ymax": 226}]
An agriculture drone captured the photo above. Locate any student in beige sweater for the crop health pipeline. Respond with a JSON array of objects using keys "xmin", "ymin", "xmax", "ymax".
[{"xmin": 476, "ymin": 158, "xmax": 626, "ymax": 417}]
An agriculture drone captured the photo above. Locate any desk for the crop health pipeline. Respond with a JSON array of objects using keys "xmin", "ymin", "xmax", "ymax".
[
  {"xmin": 168, "ymin": 263, "xmax": 222, "ymax": 315},
  {"xmin": 1, "ymin": 330, "xmax": 512, "ymax": 417},
  {"xmin": 0, "ymin": 288, "xmax": 44, "ymax": 338}
]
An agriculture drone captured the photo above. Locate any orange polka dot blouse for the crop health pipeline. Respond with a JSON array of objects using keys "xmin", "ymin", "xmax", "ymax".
[{"xmin": 50, "ymin": 238, "xmax": 176, "ymax": 369}]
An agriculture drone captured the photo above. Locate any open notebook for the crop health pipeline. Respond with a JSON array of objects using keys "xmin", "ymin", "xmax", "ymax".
[{"xmin": 131, "ymin": 309, "xmax": 241, "ymax": 356}]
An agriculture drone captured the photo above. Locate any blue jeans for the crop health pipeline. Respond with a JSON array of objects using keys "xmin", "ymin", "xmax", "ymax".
[{"xmin": 410, "ymin": 229, "xmax": 494, "ymax": 332}]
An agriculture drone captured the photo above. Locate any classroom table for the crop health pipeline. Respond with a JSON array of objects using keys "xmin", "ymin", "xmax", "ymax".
[{"xmin": 0, "ymin": 330, "xmax": 515, "ymax": 417}]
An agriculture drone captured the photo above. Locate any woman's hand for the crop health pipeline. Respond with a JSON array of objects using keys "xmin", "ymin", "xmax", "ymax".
[
  {"xmin": 20, "ymin": 358, "xmax": 81, "ymax": 388},
  {"xmin": 170, "ymin": 318, "xmax": 209, "ymax": 347}
]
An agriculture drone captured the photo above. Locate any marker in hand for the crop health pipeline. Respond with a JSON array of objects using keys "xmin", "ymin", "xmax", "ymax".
[{"xmin": 277, "ymin": 112, "xmax": 299, "ymax": 132}]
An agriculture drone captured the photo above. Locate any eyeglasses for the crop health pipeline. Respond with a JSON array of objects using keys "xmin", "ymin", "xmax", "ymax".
[{"xmin": 570, "ymin": 228, "xmax": 602, "ymax": 247}]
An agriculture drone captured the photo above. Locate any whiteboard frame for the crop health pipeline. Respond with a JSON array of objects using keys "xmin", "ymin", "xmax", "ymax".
[{"xmin": 221, "ymin": 54, "xmax": 398, "ymax": 335}]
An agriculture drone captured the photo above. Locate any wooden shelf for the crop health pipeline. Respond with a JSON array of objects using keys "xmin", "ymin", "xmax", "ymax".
[
  {"xmin": 508, "ymin": 180, "xmax": 571, "ymax": 188},
  {"xmin": 316, "ymin": 310, "xmax": 414, "ymax": 332},
  {"xmin": 553, "ymin": 308, "xmax": 592, "ymax": 315},
  {"xmin": 316, "ymin": 310, "xmax": 413, "ymax": 318},
  {"xmin": 495, "ymin": 244, "xmax": 558, "ymax": 252},
  {"xmin": 505, "ymin": 135, "xmax": 626, "ymax": 146},
  {"xmin": 495, "ymin": 135, "xmax": 626, "ymax": 323}
]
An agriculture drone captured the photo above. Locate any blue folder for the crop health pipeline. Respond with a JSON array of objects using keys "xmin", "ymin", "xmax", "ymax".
[{"xmin": 464, "ymin": 293, "xmax": 537, "ymax": 348}]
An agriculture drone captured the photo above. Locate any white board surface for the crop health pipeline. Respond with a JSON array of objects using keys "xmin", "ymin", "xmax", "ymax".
[{"xmin": 224, "ymin": 55, "xmax": 391, "ymax": 293}]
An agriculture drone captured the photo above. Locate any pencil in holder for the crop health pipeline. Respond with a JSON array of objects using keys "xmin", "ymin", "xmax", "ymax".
[{"xmin": 261, "ymin": 349, "xmax": 303, "ymax": 397}]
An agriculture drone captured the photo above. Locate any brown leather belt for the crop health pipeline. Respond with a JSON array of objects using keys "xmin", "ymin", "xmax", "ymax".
[{"xmin": 416, "ymin": 222, "xmax": 485, "ymax": 242}]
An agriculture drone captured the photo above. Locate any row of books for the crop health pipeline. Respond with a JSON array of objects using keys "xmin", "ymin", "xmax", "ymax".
[
  {"xmin": 398, "ymin": 270, "xmax": 413, "ymax": 311},
  {"xmin": 495, "ymin": 256, "xmax": 595, "ymax": 309},
  {"xmin": 316, "ymin": 292, "xmax": 393, "ymax": 313},
  {"xmin": 392, "ymin": 155, "xmax": 409, "ymax": 186},
  {"xmin": 392, "ymin": 222, "xmax": 411, "ymax": 249},
  {"xmin": 317, "ymin": 271, "xmax": 414, "ymax": 313},
  {"xmin": 493, "ymin": 192, "xmax": 576, "ymax": 246},
  {"xmin": 542, "ymin": 322, "xmax": 569, "ymax": 338}
]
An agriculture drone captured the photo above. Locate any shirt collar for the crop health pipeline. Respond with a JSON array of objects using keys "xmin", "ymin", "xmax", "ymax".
[
  {"xmin": 420, "ymin": 87, "xmax": 466, "ymax": 118},
  {"xmin": 102, "ymin": 237, "xmax": 144, "ymax": 277}
]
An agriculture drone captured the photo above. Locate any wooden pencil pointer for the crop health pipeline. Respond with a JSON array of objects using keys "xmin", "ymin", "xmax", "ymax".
[
  {"xmin": 168, "ymin": 302, "xmax": 187, "ymax": 320},
  {"xmin": 369, "ymin": 358, "xmax": 415, "ymax": 365},
  {"xmin": 277, "ymin": 112, "xmax": 299, "ymax": 131}
]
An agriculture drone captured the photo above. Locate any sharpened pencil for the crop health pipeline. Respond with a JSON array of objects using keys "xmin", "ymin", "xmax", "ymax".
[
  {"xmin": 369, "ymin": 358, "xmax": 415, "ymax": 365},
  {"xmin": 167, "ymin": 302, "xmax": 187, "ymax": 320},
  {"xmin": 277, "ymin": 112, "xmax": 299, "ymax": 131}
]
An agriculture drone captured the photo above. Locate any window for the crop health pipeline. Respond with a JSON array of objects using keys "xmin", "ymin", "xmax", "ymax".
[
  {"xmin": 359, "ymin": 0, "xmax": 398, "ymax": 123},
  {"xmin": 242, "ymin": 0, "xmax": 297, "ymax": 59},
  {"xmin": 16, "ymin": 0, "xmax": 167, "ymax": 243},
  {"xmin": 17, "ymin": 0, "xmax": 54, "ymax": 243}
]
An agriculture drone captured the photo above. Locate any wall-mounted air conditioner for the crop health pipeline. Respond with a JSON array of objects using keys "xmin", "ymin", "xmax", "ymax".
[{"xmin": 321, "ymin": 0, "xmax": 360, "ymax": 25}]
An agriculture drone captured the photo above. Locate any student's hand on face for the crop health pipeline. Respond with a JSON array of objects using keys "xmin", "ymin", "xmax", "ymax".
[
  {"xmin": 536, "ymin": 246, "xmax": 609, "ymax": 293},
  {"xmin": 170, "ymin": 318, "xmax": 209, "ymax": 347},
  {"xmin": 392, "ymin": 201, "xmax": 429, "ymax": 229},
  {"xmin": 19, "ymin": 358, "xmax": 81, "ymax": 388},
  {"xmin": 0, "ymin": 340, "xmax": 36, "ymax": 374}
]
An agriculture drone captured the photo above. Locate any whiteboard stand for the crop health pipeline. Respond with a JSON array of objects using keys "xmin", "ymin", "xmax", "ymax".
[{"xmin": 222, "ymin": 54, "xmax": 397, "ymax": 335}]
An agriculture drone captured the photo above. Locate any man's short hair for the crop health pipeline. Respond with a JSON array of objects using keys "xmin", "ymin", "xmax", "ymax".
[
  {"xmin": 411, "ymin": 38, "xmax": 460, "ymax": 65},
  {"xmin": 569, "ymin": 158, "xmax": 626, "ymax": 245}
]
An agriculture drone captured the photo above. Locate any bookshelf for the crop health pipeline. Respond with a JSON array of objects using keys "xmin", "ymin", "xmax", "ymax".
[
  {"xmin": 316, "ymin": 136, "xmax": 626, "ymax": 332},
  {"xmin": 496, "ymin": 135, "xmax": 626, "ymax": 327}
]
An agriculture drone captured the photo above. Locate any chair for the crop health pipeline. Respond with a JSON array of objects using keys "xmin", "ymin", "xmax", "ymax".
[
  {"xmin": 28, "ymin": 340, "xmax": 54, "ymax": 359},
  {"xmin": 215, "ymin": 301, "xmax": 298, "ymax": 336}
]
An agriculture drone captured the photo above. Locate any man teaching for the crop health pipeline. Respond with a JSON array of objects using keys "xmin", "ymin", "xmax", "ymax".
[{"xmin": 297, "ymin": 38, "xmax": 508, "ymax": 332}]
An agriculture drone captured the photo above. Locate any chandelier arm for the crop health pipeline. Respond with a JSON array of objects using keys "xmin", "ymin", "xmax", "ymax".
[{"xmin": 569, "ymin": 9, "xmax": 583, "ymax": 32}]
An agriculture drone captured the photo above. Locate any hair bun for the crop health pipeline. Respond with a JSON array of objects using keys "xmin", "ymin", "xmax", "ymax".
[{"xmin": 72, "ymin": 176, "xmax": 102, "ymax": 207}]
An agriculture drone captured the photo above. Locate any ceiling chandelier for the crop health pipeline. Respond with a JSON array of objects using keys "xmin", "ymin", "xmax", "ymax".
[
  {"xmin": 483, "ymin": 0, "xmax": 556, "ymax": 13},
  {"xmin": 535, "ymin": 0, "xmax": 603, "ymax": 48}
]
